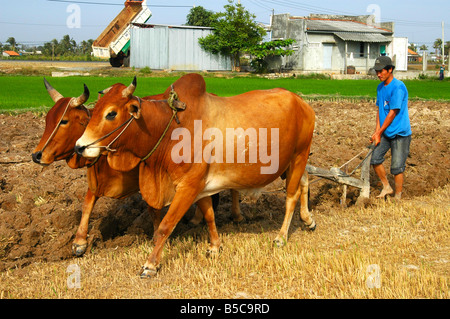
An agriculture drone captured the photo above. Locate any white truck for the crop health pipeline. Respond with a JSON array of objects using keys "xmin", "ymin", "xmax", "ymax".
[{"xmin": 92, "ymin": 0, "xmax": 151, "ymax": 67}]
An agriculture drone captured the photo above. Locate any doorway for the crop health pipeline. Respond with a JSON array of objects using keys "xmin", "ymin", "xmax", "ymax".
[{"xmin": 323, "ymin": 44, "xmax": 333, "ymax": 69}]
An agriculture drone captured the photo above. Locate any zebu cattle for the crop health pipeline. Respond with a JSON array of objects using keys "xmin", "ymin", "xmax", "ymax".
[
  {"xmin": 31, "ymin": 79, "xmax": 161, "ymax": 256},
  {"xmin": 75, "ymin": 73, "xmax": 315, "ymax": 277},
  {"xmin": 32, "ymin": 79, "xmax": 239, "ymax": 256}
]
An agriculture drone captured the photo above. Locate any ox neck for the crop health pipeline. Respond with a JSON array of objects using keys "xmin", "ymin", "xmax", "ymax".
[{"xmin": 140, "ymin": 97, "xmax": 184, "ymax": 162}]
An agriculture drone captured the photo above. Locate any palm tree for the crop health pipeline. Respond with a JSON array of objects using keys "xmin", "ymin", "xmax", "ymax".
[
  {"xmin": 433, "ymin": 38, "xmax": 442, "ymax": 55},
  {"xmin": 419, "ymin": 44, "xmax": 428, "ymax": 52},
  {"xmin": 6, "ymin": 37, "xmax": 17, "ymax": 51}
]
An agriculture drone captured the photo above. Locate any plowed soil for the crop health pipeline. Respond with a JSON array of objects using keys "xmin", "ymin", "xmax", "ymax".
[{"xmin": 1, "ymin": 100, "xmax": 449, "ymax": 271}]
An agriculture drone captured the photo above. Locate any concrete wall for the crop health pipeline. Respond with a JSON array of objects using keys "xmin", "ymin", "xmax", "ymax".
[
  {"xmin": 387, "ymin": 37, "xmax": 408, "ymax": 71},
  {"xmin": 271, "ymin": 15, "xmax": 306, "ymax": 70}
]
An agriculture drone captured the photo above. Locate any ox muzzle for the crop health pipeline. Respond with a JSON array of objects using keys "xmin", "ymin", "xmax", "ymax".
[{"xmin": 31, "ymin": 151, "xmax": 43, "ymax": 164}]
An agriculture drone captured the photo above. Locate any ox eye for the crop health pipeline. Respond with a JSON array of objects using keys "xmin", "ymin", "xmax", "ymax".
[
  {"xmin": 106, "ymin": 111, "xmax": 117, "ymax": 120},
  {"xmin": 60, "ymin": 119, "xmax": 69, "ymax": 125}
]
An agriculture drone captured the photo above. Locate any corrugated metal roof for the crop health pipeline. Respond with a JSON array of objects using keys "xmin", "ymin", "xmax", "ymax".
[
  {"xmin": 306, "ymin": 19, "xmax": 391, "ymax": 34},
  {"xmin": 334, "ymin": 32, "xmax": 390, "ymax": 42},
  {"xmin": 133, "ymin": 23, "xmax": 214, "ymax": 30}
]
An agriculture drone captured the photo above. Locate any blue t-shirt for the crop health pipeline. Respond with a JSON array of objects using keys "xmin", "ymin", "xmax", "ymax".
[{"xmin": 376, "ymin": 78, "xmax": 412, "ymax": 138}]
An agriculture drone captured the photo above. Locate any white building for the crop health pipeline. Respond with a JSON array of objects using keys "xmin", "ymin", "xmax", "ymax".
[{"xmin": 270, "ymin": 13, "xmax": 408, "ymax": 74}]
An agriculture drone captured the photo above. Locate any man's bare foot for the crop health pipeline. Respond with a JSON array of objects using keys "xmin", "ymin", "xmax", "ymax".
[
  {"xmin": 376, "ymin": 185, "xmax": 394, "ymax": 198},
  {"xmin": 394, "ymin": 192, "xmax": 402, "ymax": 200}
]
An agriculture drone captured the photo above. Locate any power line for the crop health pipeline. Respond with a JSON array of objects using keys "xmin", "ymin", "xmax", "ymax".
[
  {"xmin": 47, "ymin": 0, "xmax": 192, "ymax": 8},
  {"xmin": 257, "ymin": 0, "xmax": 444, "ymax": 28},
  {"xmin": 0, "ymin": 21, "xmax": 104, "ymax": 27}
]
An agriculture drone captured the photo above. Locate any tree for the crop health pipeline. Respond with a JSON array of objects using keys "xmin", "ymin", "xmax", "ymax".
[
  {"xmin": 80, "ymin": 39, "xmax": 94, "ymax": 55},
  {"xmin": 198, "ymin": 0, "xmax": 266, "ymax": 71},
  {"xmin": 433, "ymin": 38, "xmax": 442, "ymax": 55},
  {"xmin": 247, "ymin": 39, "xmax": 296, "ymax": 73},
  {"xmin": 419, "ymin": 44, "xmax": 428, "ymax": 51},
  {"xmin": 6, "ymin": 37, "xmax": 17, "ymax": 51},
  {"xmin": 186, "ymin": 6, "xmax": 216, "ymax": 27},
  {"xmin": 59, "ymin": 35, "xmax": 77, "ymax": 56},
  {"xmin": 408, "ymin": 43, "xmax": 417, "ymax": 52}
]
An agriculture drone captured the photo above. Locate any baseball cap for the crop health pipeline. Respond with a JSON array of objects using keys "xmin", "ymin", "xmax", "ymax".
[{"xmin": 373, "ymin": 56, "xmax": 393, "ymax": 71}]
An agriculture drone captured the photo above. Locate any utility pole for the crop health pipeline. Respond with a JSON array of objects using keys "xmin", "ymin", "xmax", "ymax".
[{"xmin": 442, "ymin": 21, "xmax": 445, "ymax": 65}]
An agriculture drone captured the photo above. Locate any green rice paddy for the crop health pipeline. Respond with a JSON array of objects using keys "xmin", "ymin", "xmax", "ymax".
[{"xmin": 0, "ymin": 75, "xmax": 449, "ymax": 112}]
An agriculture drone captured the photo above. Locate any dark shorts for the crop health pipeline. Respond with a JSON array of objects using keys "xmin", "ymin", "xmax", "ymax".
[{"xmin": 370, "ymin": 135, "xmax": 411, "ymax": 175}]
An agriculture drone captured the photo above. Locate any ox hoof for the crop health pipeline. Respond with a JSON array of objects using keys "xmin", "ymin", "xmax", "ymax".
[
  {"xmin": 206, "ymin": 246, "xmax": 222, "ymax": 258},
  {"xmin": 232, "ymin": 215, "xmax": 245, "ymax": 224},
  {"xmin": 140, "ymin": 266, "xmax": 158, "ymax": 279},
  {"xmin": 303, "ymin": 220, "xmax": 316, "ymax": 232},
  {"xmin": 273, "ymin": 236, "xmax": 287, "ymax": 248},
  {"xmin": 72, "ymin": 243, "xmax": 87, "ymax": 257}
]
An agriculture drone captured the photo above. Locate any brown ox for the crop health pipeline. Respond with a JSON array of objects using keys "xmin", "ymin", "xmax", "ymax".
[
  {"xmin": 75, "ymin": 73, "xmax": 315, "ymax": 278},
  {"xmin": 31, "ymin": 79, "xmax": 162, "ymax": 256},
  {"xmin": 32, "ymin": 79, "xmax": 239, "ymax": 256}
]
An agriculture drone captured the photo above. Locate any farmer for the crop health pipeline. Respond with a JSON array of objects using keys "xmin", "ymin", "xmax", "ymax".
[
  {"xmin": 438, "ymin": 64, "xmax": 445, "ymax": 80},
  {"xmin": 370, "ymin": 56, "xmax": 412, "ymax": 200}
]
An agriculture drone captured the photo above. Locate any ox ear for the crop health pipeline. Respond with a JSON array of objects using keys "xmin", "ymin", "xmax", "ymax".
[
  {"xmin": 128, "ymin": 99, "xmax": 141, "ymax": 119},
  {"xmin": 44, "ymin": 77, "xmax": 64, "ymax": 103},
  {"xmin": 70, "ymin": 84, "xmax": 90, "ymax": 108},
  {"xmin": 122, "ymin": 76, "xmax": 137, "ymax": 99}
]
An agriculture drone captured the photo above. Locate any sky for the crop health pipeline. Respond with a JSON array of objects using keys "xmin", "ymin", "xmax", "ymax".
[{"xmin": 0, "ymin": 0, "xmax": 449, "ymax": 50}]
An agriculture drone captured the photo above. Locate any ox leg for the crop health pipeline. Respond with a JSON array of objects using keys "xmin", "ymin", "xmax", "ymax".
[
  {"xmin": 189, "ymin": 191, "xmax": 243, "ymax": 225},
  {"xmin": 189, "ymin": 205, "xmax": 204, "ymax": 225},
  {"xmin": 140, "ymin": 185, "xmax": 205, "ymax": 278},
  {"xmin": 149, "ymin": 207, "xmax": 161, "ymax": 245},
  {"xmin": 231, "ymin": 190, "xmax": 244, "ymax": 223},
  {"xmin": 298, "ymin": 171, "xmax": 315, "ymax": 230},
  {"xmin": 73, "ymin": 189, "xmax": 98, "ymax": 256},
  {"xmin": 196, "ymin": 196, "xmax": 221, "ymax": 255},
  {"xmin": 274, "ymin": 159, "xmax": 314, "ymax": 247},
  {"xmin": 189, "ymin": 193, "xmax": 221, "ymax": 225}
]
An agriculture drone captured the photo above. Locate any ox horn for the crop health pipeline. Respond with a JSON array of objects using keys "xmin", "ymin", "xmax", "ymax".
[
  {"xmin": 98, "ymin": 86, "xmax": 112, "ymax": 95},
  {"xmin": 43, "ymin": 77, "xmax": 64, "ymax": 103},
  {"xmin": 70, "ymin": 84, "xmax": 90, "ymax": 108},
  {"xmin": 122, "ymin": 76, "xmax": 137, "ymax": 98}
]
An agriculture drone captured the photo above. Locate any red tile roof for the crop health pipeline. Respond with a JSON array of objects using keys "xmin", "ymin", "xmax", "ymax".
[{"xmin": 3, "ymin": 51, "xmax": 20, "ymax": 56}]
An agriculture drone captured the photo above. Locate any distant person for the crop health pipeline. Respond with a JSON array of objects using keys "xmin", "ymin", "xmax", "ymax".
[
  {"xmin": 369, "ymin": 56, "xmax": 412, "ymax": 200},
  {"xmin": 438, "ymin": 64, "xmax": 445, "ymax": 80}
]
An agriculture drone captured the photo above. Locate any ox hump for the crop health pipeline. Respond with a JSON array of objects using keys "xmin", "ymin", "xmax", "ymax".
[{"xmin": 172, "ymin": 73, "xmax": 206, "ymax": 98}]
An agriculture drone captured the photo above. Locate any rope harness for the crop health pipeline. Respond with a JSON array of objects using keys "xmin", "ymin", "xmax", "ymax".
[
  {"xmin": 81, "ymin": 85, "xmax": 186, "ymax": 162},
  {"xmin": 38, "ymin": 97, "xmax": 74, "ymax": 155},
  {"xmin": 141, "ymin": 86, "xmax": 186, "ymax": 161}
]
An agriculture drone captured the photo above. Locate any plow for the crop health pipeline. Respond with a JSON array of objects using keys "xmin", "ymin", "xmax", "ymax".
[{"xmin": 306, "ymin": 144, "xmax": 375, "ymax": 206}]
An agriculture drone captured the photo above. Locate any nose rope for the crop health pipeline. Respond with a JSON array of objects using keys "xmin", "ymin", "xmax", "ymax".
[
  {"xmin": 80, "ymin": 96, "xmax": 141, "ymax": 152},
  {"xmin": 81, "ymin": 86, "xmax": 186, "ymax": 161},
  {"xmin": 39, "ymin": 98, "xmax": 74, "ymax": 154},
  {"xmin": 81, "ymin": 115, "xmax": 135, "ymax": 152}
]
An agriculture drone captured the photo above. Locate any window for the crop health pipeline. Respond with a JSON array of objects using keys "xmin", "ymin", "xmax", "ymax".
[{"xmin": 359, "ymin": 42, "xmax": 365, "ymax": 57}]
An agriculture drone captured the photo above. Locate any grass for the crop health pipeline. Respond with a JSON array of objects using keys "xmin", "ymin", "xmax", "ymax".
[
  {"xmin": 1, "ymin": 75, "xmax": 450, "ymax": 112},
  {"xmin": 0, "ymin": 184, "xmax": 448, "ymax": 299}
]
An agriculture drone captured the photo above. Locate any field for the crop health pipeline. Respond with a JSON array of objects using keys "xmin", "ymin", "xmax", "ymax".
[
  {"xmin": 0, "ymin": 61, "xmax": 449, "ymax": 299},
  {"xmin": 0, "ymin": 69, "xmax": 448, "ymax": 300},
  {"xmin": 1, "ymin": 65, "xmax": 450, "ymax": 112},
  {"xmin": 2, "ymin": 76, "xmax": 450, "ymax": 111}
]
